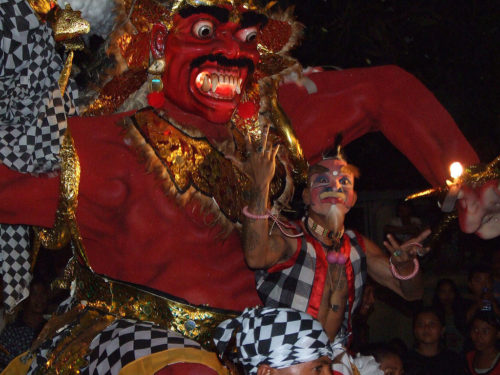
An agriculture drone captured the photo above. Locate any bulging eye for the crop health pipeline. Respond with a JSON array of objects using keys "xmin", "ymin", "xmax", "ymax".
[
  {"xmin": 236, "ymin": 27, "xmax": 258, "ymax": 43},
  {"xmin": 192, "ymin": 20, "xmax": 214, "ymax": 39}
]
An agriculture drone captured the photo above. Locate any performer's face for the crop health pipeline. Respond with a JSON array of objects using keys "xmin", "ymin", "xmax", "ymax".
[
  {"xmin": 304, "ymin": 159, "xmax": 357, "ymax": 219},
  {"xmin": 457, "ymin": 179, "xmax": 500, "ymax": 239},
  {"xmin": 161, "ymin": 6, "xmax": 263, "ymax": 124}
]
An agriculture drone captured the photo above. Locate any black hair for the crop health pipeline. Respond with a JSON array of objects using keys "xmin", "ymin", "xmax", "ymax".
[
  {"xmin": 471, "ymin": 310, "xmax": 500, "ymax": 331},
  {"xmin": 412, "ymin": 305, "xmax": 445, "ymax": 328},
  {"xmin": 468, "ymin": 263, "xmax": 493, "ymax": 281},
  {"xmin": 360, "ymin": 342, "xmax": 402, "ymax": 364},
  {"xmin": 432, "ymin": 278, "xmax": 463, "ymax": 310},
  {"xmin": 431, "ymin": 278, "xmax": 467, "ymax": 332}
]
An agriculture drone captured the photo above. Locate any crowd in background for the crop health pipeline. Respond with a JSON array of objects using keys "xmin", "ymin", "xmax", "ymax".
[{"xmin": 351, "ymin": 251, "xmax": 500, "ymax": 375}]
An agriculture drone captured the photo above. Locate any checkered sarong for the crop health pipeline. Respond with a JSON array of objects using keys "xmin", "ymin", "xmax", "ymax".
[
  {"xmin": 0, "ymin": 0, "xmax": 79, "ymax": 312},
  {"xmin": 255, "ymin": 229, "xmax": 366, "ymax": 340},
  {"xmin": 81, "ymin": 319, "xmax": 203, "ymax": 375}
]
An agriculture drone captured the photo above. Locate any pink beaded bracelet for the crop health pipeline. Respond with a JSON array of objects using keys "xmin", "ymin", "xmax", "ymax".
[
  {"xmin": 242, "ymin": 206, "xmax": 303, "ymax": 238},
  {"xmin": 242, "ymin": 206, "xmax": 270, "ymax": 220},
  {"xmin": 389, "ymin": 257, "xmax": 419, "ymax": 280}
]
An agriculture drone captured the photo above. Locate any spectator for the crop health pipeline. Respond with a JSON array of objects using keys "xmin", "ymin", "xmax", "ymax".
[
  {"xmin": 361, "ymin": 342, "xmax": 404, "ymax": 375},
  {"xmin": 404, "ymin": 306, "xmax": 465, "ymax": 375},
  {"xmin": 384, "ymin": 200, "xmax": 424, "ymax": 244},
  {"xmin": 491, "ymin": 251, "xmax": 500, "ymax": 307},
  {"xmin": 466, "ymin": 310, "xmax": 500, "ymax": 375},
  {"xmin": 0, "ymin": 279, "xmax": 48, "ymax": 371},
  {"xmin": 465, "ymin": 265, "xmax": 500, "ymax": 324},
  {"xmin": 432, "ymin": 278, "xmax": 467, "ymax": 353}
]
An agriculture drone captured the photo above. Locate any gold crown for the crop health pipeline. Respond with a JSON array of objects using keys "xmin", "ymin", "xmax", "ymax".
[{"xmin": 121, "ymin": 0, "xmax": 271, "ymax": 32}]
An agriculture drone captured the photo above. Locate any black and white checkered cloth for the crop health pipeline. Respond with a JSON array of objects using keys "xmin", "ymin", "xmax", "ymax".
[
  {"xmin": 255, "ymin": 229, "xmax": 366, "ymax": 343},
  {"xmin": 1, "ymin": 0, "xmax": 78, "ymax": 174},
  {"xmin": 0, "ymin": 224, "xmax": 31, "ymax": 312},
  {"xmin": 213, "ymin": 307, "xmax": 332, "ymax": 375},
  {"xmin": 81, "ymin": 319, "xmax": 203, "ymax": 375},
  {"xmin": 0, "ymin": 0, "xmax": 79, "ymax": 312}
]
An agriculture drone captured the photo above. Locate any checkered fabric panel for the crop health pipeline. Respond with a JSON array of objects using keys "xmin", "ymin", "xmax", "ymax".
[
  {"xmin": 0, "ymin": 0, "xmax": 79, "ymax": 315},
  {"xmin": 255, "ymin": 229, "xmax": 367, "ymax": 343},
  {"xmin": 0, "ymin": 224, "xmax": 32, "ymax": 312},
  {"xmin": 214, "ymin": 307, "xmax": 332, "ymax": 375},
  {"xmin": 81, "ymin": 319, "xmax": 203, "ymax": 375},
  {"xmin": 0, "ymin": 0, "xmax": 78, "ymax": 175},
  {"xmin": 255, "ymin": 237, "xmax": 316, "ymax": 313}
]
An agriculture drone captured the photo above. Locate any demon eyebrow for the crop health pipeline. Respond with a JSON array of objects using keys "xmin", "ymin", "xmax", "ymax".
[
  {"xmin": 240, "ymin": 11, "xmax": 268, "ymax": 28},
  {"xmin": 179, "ymin": 5, "xmax": 229, "ymax": 23}
]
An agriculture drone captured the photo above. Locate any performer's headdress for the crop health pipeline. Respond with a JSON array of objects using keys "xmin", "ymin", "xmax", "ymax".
[
  {"xmin": 311, "ymin": 133, "xmax": 360, "ymax": 179},
  {"xmin": 213, "ymin": 307, "xmax": 332, "ymax": 375}
]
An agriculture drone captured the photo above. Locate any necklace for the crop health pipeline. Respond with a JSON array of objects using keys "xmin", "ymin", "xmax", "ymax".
[{"xmin": 305, "ymin": 216, "xmax": 343, "ymax": 251}]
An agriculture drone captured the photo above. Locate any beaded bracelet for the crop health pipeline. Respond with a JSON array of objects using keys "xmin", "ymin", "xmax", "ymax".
[
  {"xmin": 242, "ymin": 206, "xmax": 303, "ymax": 238},
  {"xmin": 242, "ymin": 205, "xmax": 270, "ymax": 220},
  {"xmin": 389, "ymin": 257, "xmax": 419, "ymax": 280}
]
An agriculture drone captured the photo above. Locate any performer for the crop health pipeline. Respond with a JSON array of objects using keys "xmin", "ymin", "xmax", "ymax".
[
  {"xmin": 213, "ymin": 307, "xmax": 334, "ymax": 375},
  {"xmin": 0, "ymin": 0, "xmax": 479, "ymax": 373},
  {"xmin": 238, "ymin": 131, "xmax": 430, "ymax": 345}
]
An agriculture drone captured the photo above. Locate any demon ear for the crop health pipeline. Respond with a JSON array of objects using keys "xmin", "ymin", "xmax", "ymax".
[{"xmin": 150, "ymin": 23, "xmax": 168, "ymax": 59}]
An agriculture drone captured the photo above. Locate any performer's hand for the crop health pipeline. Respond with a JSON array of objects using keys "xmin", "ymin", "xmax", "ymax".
[
  {"xmin": 226, "ymin": 119, "xmax": 279, "ymax": 192},
  {"xmin": 384, "ymin": 228, "xmax": 431, "ymax": 266}
]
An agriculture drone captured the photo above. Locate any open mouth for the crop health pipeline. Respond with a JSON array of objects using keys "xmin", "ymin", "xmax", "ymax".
[{"xmin": 194, "ymin": 67, "xmax": 244, "ymax": 100}]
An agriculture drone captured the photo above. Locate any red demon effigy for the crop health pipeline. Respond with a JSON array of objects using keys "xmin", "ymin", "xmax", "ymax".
[{"xmin": 0, "ymin": 0, "xmax": 489, "ymax": 373}]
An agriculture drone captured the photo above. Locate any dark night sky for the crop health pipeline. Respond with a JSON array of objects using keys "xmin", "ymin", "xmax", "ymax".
[{"xmin": 279, "ymin": 0, "xmax": 500, "ymax": 191}]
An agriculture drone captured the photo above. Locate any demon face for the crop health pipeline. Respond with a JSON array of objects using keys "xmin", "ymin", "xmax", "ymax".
[{"xmin": 156, "ymin": 6, "xmax": 265, "ymax": 124}]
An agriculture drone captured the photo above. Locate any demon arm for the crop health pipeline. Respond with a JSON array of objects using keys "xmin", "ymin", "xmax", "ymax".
[
  {"xmin": 278, "ymin": 65, "xmax": 479, "ymax": 187},
  {"xmin": 0, "ymin": 164, "xmax": 59, "ymax": 228}
]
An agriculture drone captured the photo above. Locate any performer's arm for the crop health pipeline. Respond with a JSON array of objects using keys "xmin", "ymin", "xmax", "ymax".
[
  {"xmin": 363, "ymin": 229, "xmax": 430, "ymax": 301},
  {"xmin": 232, "ymin": 128, "xmax": 295, "ymax": 269}
]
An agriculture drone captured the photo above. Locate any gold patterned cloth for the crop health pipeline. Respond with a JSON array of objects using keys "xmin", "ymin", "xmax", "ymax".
[
  {"xmin": 121, "ymin": 108, "xmax": 292, "ymax": 228},
  {"xmin": 72, "ymin": 262, "xmax": 240, "ymax": 350}
]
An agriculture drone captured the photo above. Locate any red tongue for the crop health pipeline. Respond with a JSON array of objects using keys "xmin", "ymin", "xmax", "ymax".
[{"xmin": 214, "ymin": 83, "xmax": 233, "ymax": 98}]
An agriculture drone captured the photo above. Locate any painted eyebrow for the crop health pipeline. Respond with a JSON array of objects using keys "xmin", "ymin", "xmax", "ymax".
[
  {"xmin": 309, "ymin": 164, "xmax": 329, "ymax": 176},
  {"xmin": 179, "ymin": 6, "xmax": 230, "ymax": 23}
]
